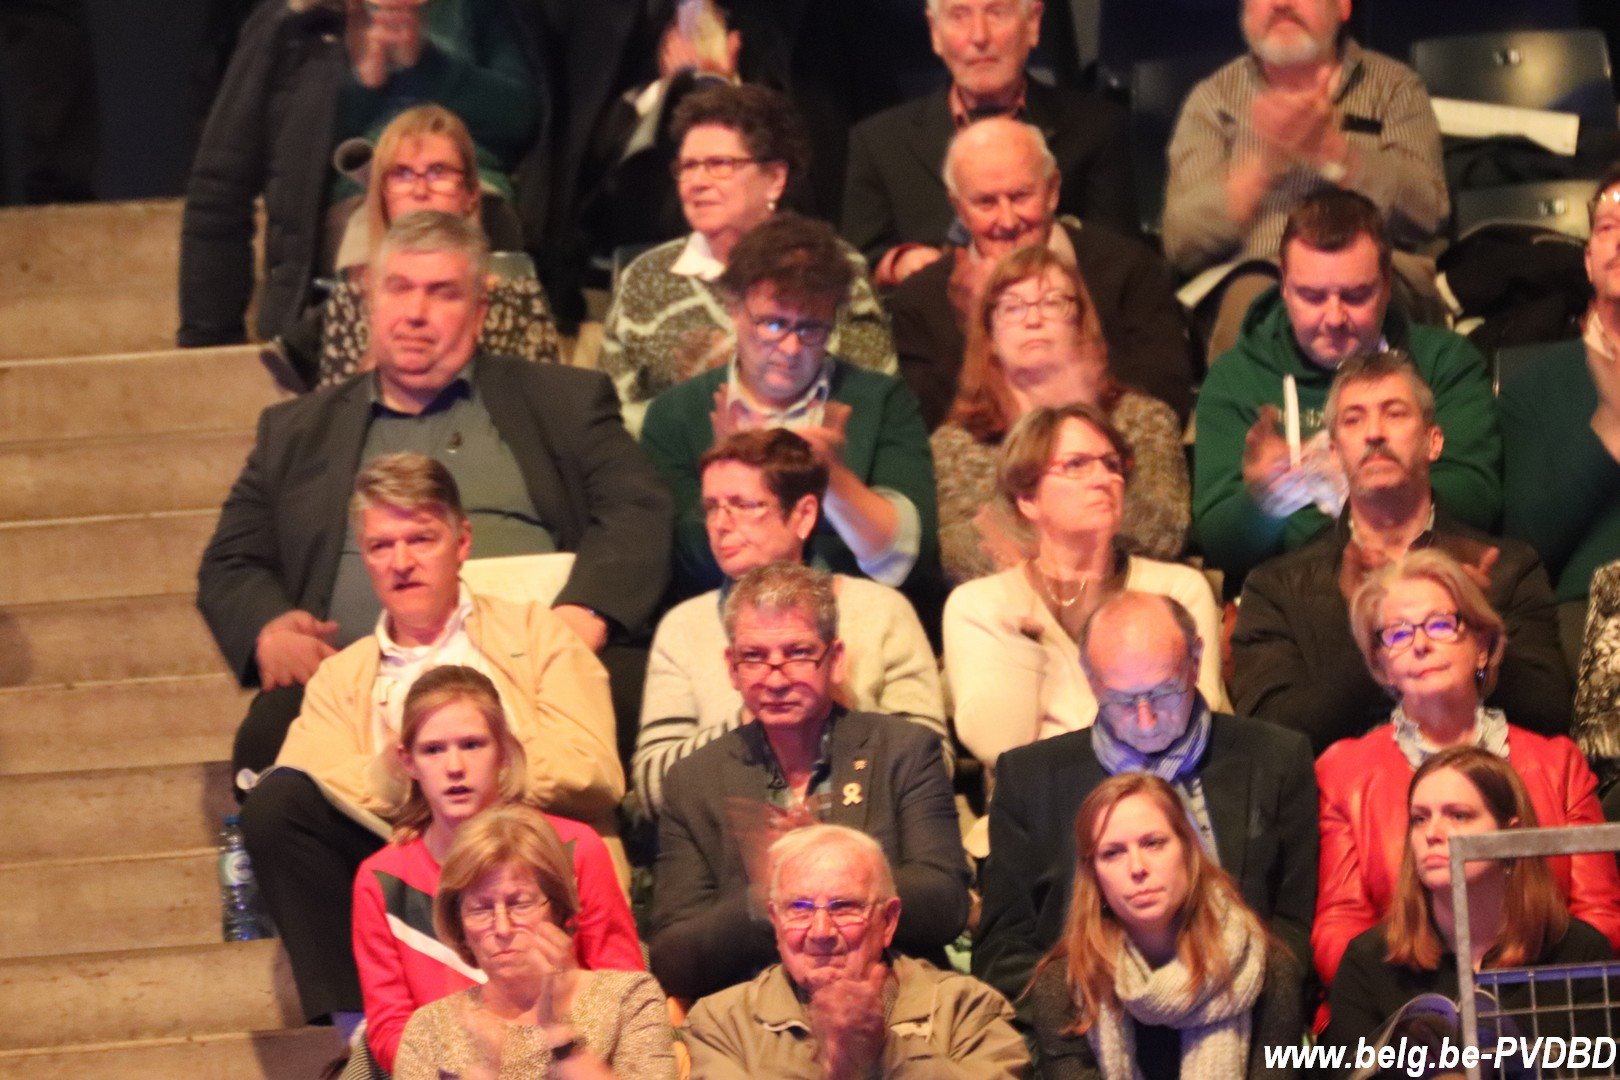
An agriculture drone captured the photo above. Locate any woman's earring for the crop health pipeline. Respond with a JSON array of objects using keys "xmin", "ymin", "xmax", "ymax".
[{"xmin": 1475, "ymin": 663, "xmax": 1487, "ymax": 686}]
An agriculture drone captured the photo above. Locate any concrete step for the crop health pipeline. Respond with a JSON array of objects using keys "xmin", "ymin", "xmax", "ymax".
[
  {"xmin": 0, "ymin": 430, "xmax": 254, "ymax": 522},
  {"xmin": 0, "ymin": 593, "xmax": 229, "ymax": 690},
  {"xmin": 0, "ymin": 1027, "xmax": 336, "ymax": 1080},
  {"xmin": 0, "ymin": 940, "xmax": 303, "ymax": 1051},
  {"xmin": 0, "ymin": 200, "xmax": 182, "ymax": 360},
  {"xmin": 0, "ymin": 674, "xmax": 244, "ymax": 778},
  {"xmin": 0, "ymin": 851, "xmax": 217, "ymax": 961},
  {"xmin": 0, "ymin": 510, "xmax": 216, "ymax": 608},
  {"xmin": 0, "ymin": 762, "xmax": 234, "ymax": 864},
  {"xmin": 0, "ymin": 345, "xmax": 284, "ymax": 445}
]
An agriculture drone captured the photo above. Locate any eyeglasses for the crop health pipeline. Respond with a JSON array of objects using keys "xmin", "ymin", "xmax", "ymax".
[
  {"xmin": 773, "ymin": 897, "xmax": 875, "ymax": 929},
  {"xmin": 1045, "ymin": 451, "xmax": 1126, "ymax": 479},
  {"xmin": 1097, "ymin": 680, "xmax": 1191, "ymax": 716},
  {"xmin": 701, "ymin": 496, "xmax": 779, "ymax": 524},
  {"xmin": 1377, "ymin": 612, "xmax": 1465, "ymax": 653},
  {"xmin": 671, "ymin": 155, "xmax": 762, "ymax": 181},
  {"xmin": 992, "ymin": 292, "xmax": 1078, "ymax": 324},
  {"xmin": 382, "ymin": 163, "xmax": 467, "ymax": 194},
  {"xmin": 748, "ymin": 310, "xmax": 834, "ymax": 348},
  {"xmin": 732, "ymin": 646, "xmax": 831, "ymax": 680},
  {"xmin": 461, "ymin": 893, "xmax": 550, "ymax": 929}
]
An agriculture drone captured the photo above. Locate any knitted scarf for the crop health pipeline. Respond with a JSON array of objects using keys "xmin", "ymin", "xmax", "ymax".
[
  {"xmin": 1091, "ymin": 697, "xmax": 1219, "ymax": 857},
  {"xmin": 1084, "ymin": 900, "xmax": 1267, "ymax": 1080}
]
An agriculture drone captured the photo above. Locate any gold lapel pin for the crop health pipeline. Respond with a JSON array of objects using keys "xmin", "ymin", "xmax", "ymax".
[{"xmin": 842, "ymin": 782, "xmax": 863, "ymax": 806}]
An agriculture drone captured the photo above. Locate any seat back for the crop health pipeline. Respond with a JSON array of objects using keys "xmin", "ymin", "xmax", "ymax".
[
  {"xmin": 1129, "ymin": 51, "xmax": 1231, "ymax": 235},
  {"xmin": 1412, "ymin": 29, "xmax": 1617, "ymax": 132},
  {"xmin": 1094, "ymin": 0, "xmax": 1240, "ymax": 93},
  {"xmin": 1354, "ymin": 0, "xmax": 1581, "ymax": 64},
  {"xmin": 1455, "ymin": 178, "xmax": 1599, "ymax": 241}
]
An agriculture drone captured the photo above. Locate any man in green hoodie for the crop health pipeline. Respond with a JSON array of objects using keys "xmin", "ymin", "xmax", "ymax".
[{"xmin": 1192, "ymin": 189, "xmax": 1500, "ymax": 586}]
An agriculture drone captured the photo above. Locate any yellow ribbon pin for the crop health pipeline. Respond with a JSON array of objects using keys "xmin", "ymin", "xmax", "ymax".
[{"xmin": 842, "ymin": 782, "xmax": 863, "ymax": 806}]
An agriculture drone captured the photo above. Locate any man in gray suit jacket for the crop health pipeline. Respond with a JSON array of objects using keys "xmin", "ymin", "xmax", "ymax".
[
  {"xmin": 974, "ymin": 591, "xmax": 1317, "ymax": 1012},
  {"xmin": 197, "ymin": 212, "xmax": 672, "ymax": 782}
]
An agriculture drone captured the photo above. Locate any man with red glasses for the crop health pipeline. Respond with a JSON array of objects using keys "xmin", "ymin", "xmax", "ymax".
[{"xmin": 648, "ymin": 563, "xmax": 969, "ymax": 1001}]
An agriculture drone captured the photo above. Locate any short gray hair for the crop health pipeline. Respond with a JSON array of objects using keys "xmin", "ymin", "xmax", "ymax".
[
  {"xmin": 1323, "ymin": 349, "xmax": 1436, "ymax": 431},
  {"xmin": 926, "ymin": 0, "xmax": 1036, "ymax": 16},
  {"xmin": 1076, "ymin": 591, "xmax": 1200, "ymax": 684},
  {"xmin": 722, "ymin": 562, "xmax": 839, "ymax": 645},
  {"xmin": 350, "ymin": 451, "xmax": 466, "ymax": 529},
  {"xmin": 943, "ymin": 116, "xmax": 1058, "ymax": 199},
  {"xmin": 371, "ymin": 209, "xmax": 491, "ymax": 287},
  {"xmin": 768, "ymin": 824, "xmax": 896, "ymax": 903}
]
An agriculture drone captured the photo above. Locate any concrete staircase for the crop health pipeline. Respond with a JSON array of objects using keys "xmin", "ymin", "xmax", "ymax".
[{"xmin": 0, "ymin": 201, "xmax": 334, "ymax": 1078}]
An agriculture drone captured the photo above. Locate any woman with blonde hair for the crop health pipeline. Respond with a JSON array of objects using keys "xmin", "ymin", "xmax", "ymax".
[
  {"xmin": 350, "ymin": 666, "xmax": 640, "ymax": 1076},
  {"xmin": 933, "ymin": 245, "xmax": 1188, "ymax": 584},
  {"xmin": 1028, "ymin": 773, "xmax": 1302, "ymax": 1078}
]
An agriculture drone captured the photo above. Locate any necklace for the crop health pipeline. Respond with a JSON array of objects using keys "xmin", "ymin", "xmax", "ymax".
[{"xmin": 1030, "ymin": 561, "xmax": 1090, "ymax": 610}]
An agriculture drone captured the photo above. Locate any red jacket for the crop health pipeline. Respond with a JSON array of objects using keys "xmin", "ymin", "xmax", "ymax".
[
  {"xmin": 1313, "ymin": 724, "xmax": 1620, "ymax": 986},
  {"xmin": 352, "ymin": 817, "xmax": 644, "ymax": 1072}
]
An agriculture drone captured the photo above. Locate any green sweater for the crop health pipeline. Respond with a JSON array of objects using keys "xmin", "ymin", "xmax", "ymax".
[
  {"xmin": 1500, "ymin": 339, "xmax": 1620, "ymax": 602},
  {"xmin": 1193, "ymin": 286, "xmax": 1501, "ymax": 583}
]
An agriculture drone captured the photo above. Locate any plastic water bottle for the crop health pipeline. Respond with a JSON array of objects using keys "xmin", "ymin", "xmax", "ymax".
[{"xmin": 219, "ymin": 814, "xmax": 270, "ymax": 941}]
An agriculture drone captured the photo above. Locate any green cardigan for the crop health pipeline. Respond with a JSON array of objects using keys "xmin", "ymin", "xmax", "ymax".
[{"xmin": 640, "ymin": 359, "xmax": 938, "ymax": 603}]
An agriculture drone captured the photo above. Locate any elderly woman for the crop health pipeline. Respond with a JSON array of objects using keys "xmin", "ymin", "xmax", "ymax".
[
  {"xmin": 641, "ymin": 212, "xmax": 935, "ymax": 604},
  {"xmin": 934, "ymin": 246, "xmax": 1188, "ymax": 584},
  {"xmin": 1323, "ymin": 747, "xmax": 1616, "ymax": 1059},
  {"xmin": 1313, "ymin": 549, "xmax": 1620, "ymax": 988},
  {"xmin": 943, "ymin": 404, "xmax": 1226, "ymax": 772},
  {"xmin": 392, "ymin": 803, "xmax": 676, "ymax": 1079},
  {"xmin": 351, "ymin": 667, "xmax": 641, "ymax": 1076},
  {"xmin": 600, "ymin": 82, "xmax": 896, "ymax": 435},
  {"xmin": 305, "ymin": 103, "xmax": 560, "ymax": 387},
  {"xmin": 1028, "ymin": 774, "xmax": 1303, "ymax": 1079}
]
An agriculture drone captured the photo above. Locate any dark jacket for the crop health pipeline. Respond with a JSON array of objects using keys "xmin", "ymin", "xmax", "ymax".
[
  {"xmin": 196, "ymin": 356, "xmax": 672, "ymax": 685},
  {"xmin": 886, "ymin": 220, "xmax": 1196, "ymax": 431},
  {"xmin": 841, "ymin": 77, "xmax": 1137, "ymax": 265},
  {"xmin": 974, "ymin": 712, "xmax": 1318, "ymax": 1011},
  {"xmin": 649, "ymin": 708, "xmax": 971, "ymax": 1001},
  {"xmin": 1231, "ymin": 510, "xmax": 1572, "ymax": 754}
]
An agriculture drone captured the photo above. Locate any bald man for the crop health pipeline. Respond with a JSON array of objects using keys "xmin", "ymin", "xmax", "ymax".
[
  {"xmin": 974, "ymin": 590, "xmax": 1317, "ymax": 1011},
  {"xmin": 885, "ymin": 117, "xmax": 1196, "ymax": 430}
]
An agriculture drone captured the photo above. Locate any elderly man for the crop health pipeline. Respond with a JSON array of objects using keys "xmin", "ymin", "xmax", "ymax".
[
  {"xmin": 641, "ymin": 212, "xmax": 938, "ymax": 605},
  {"xmin": 885, "ymin": 116, "xmax": 1195, "ymax": 430},
  {"xmin": 1232, "ymin": 350, "xmax": 1571, "ymax": 753},
  {"xmin": 634, "ymin": 428, "xmax": 947, "ymax": 815},
  {"xmin": 842, "ymin": 0, "xmax": 1135, "ymax": 289},
  {"xmin": 1162, "ymin": 0, "xmax": 1447, "ymax": 358},
  {"xmin": 238, "ymin": 452, "xmax": 622, "ymax": 1038},
  {"xmin": 1501, "ymin": 166, "xmax": 1620, "ymax": 614},
  {"xmin": 974, "ymin": 590, "xmax": 1317, "ymax": 1013},
  {"xmin": 198, "ymin": 211, "xmax": 671, "ymax": 778},
  {"xmin": 649, "ymin": 562, "xmax": 970, "ymax": 1001},
  {"xmin": 1194, "ymin": 189, "xmax": 1499, "ymax": 582},
  {"xmin": 687, "ymin": 824, "xmax": 1029, "ymax": 1077}
]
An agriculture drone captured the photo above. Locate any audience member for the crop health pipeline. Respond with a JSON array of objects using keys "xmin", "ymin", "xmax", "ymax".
[
  {"xmin": 1500, "ymin": 166, "xmax": 1620, "ymax": 611},
  {"xmin": 299, "ymin": 106, "xmax": 560, "ymax": 390},
  {"xmin": 1312, "ymin": 551, "xmax": 1620, "ymax": 988},
  {"xmin": 1231, "ymin": 351, "xmax": 1568, "ymax": 752},
  {"xmin": 393, "ymin": 805, "xmax": 676, "ymax": 1079},
  {"xmin": 944, "ymin": 405, "xmax": 1227, "ymax": 774},
  {"xmin": 198, "ymin": 213, "xmax": 671, "ymax": 777},
  {"xmin": 648, "ymin": 564, "xmax": 970, "ymax": 1000},
  {"xmin": 600, "ymin": 83, "xmax": 896, "ymax": 435},
  {"xmin": 685, "ymin": 825, "xmax": 1030, "ymax": 1077},
  {"xmin": 179, "ymin": 0, "xmax": 544, "ymax": 349},
  {"xmin": 1162, "ymin": 0, "xmax": 1446, "ymax": 360},
  {"xmin": 1025, "ymin": 774, "xmax": 1305, "ymax": 1078},
  {"xmin": 1194, "ymin": 190, "xmax": 1500, "ymax": 583},
  {"xmin": 238, "ymin": 453, "xmax": 624, "ymax": 1036},
  {"xmin": 352, "ymin": 666, "xmax": 641, "ymax": 1074},
  {"xmin": 886, "ymin": 117, "xmax": 1196, "ymax": 430},
  {"xmin": 935, "ymin": 245, "xmax": 1189, "ymax": 585},
  {"xmin": 842, "ymin": 0, "xmax": 1135, "ymax": 287},
  {"xmin": 976, "ymin": 591, "xmax": 1316, "ymax": 1009},
  {"xmin": 1322, "ymin": 747, "xmax": 1616, "ymax": 1059},
  {"xmin": 641, "ymin": 212, "xmax": 936, "ymax": 604},
  {"xmin": 1575, "ymin": 561, "xmax": 1620, "ymax": 811},
  {"xmin": 635, "ymin": 430, "xmax": 947, "ymax": 816}
]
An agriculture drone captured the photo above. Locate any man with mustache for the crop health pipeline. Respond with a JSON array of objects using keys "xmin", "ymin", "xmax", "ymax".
[
  {"xmin": 1162, "ymin": 0, "xmax": 1447, "ymax": 362},
  {"xmin": 1229, "ymin": 349, "xmax": 1571, "ymax": 753},
  {"xmin": 1194, "ymin": 190, "xmax": 1500, "ymax": 584}
]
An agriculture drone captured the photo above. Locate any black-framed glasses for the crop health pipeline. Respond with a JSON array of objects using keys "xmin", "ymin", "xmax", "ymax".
[
  {"xmin": 772, "ymin": 897, "xmax": 875, "ymax": 929},
  {"xmin": 732, "ymin": 646, "xmax": 831, "ymax": 680},
  {"xmin": 1377, "ymin": 612, "xmax": 1465, "ymax": 653},
  {"xmin": 992, "ymin": 292, "xmax": 1077, "ymax": 324},
  {"xmin": 671, "ymin": 154, "xmax": 762, "ymax": 181},
  {"xmin": 382, "ymin": 163, "xmax": 467, "ymax": 194},
  {"xmin": 747, "ymin": 309, "xmax": 834, "ymax": 348},
  {"xmin": 700, "ymin": 496, "xmax": 779, "ymax": 524},
  {"xmin": 1045, "ymin": 451, "xmax": 1126, "ymax": 479}
]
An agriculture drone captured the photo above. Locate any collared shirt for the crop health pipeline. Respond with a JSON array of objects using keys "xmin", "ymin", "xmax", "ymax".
[
  {"xmin": 367, "ymin": 584, "xmax": 503, "ymax": 752},
  {"xmin": 739, "ymin": 710, "xmax": 840, "ymax": 815},
  {"xmin": 669, "ymin": 230, "xmax": 728, "ymax": 283},
  {"xmin": 960, "ymin": 214, "xmax": 1079, "ymax": 271},
  {"xmin": 947, "ymin": 79, "xmax": 1028, "ymax": 128},
  {"xmin": 1586, "ymin": 305, "xmax": 1619, "ymax": 364}
]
